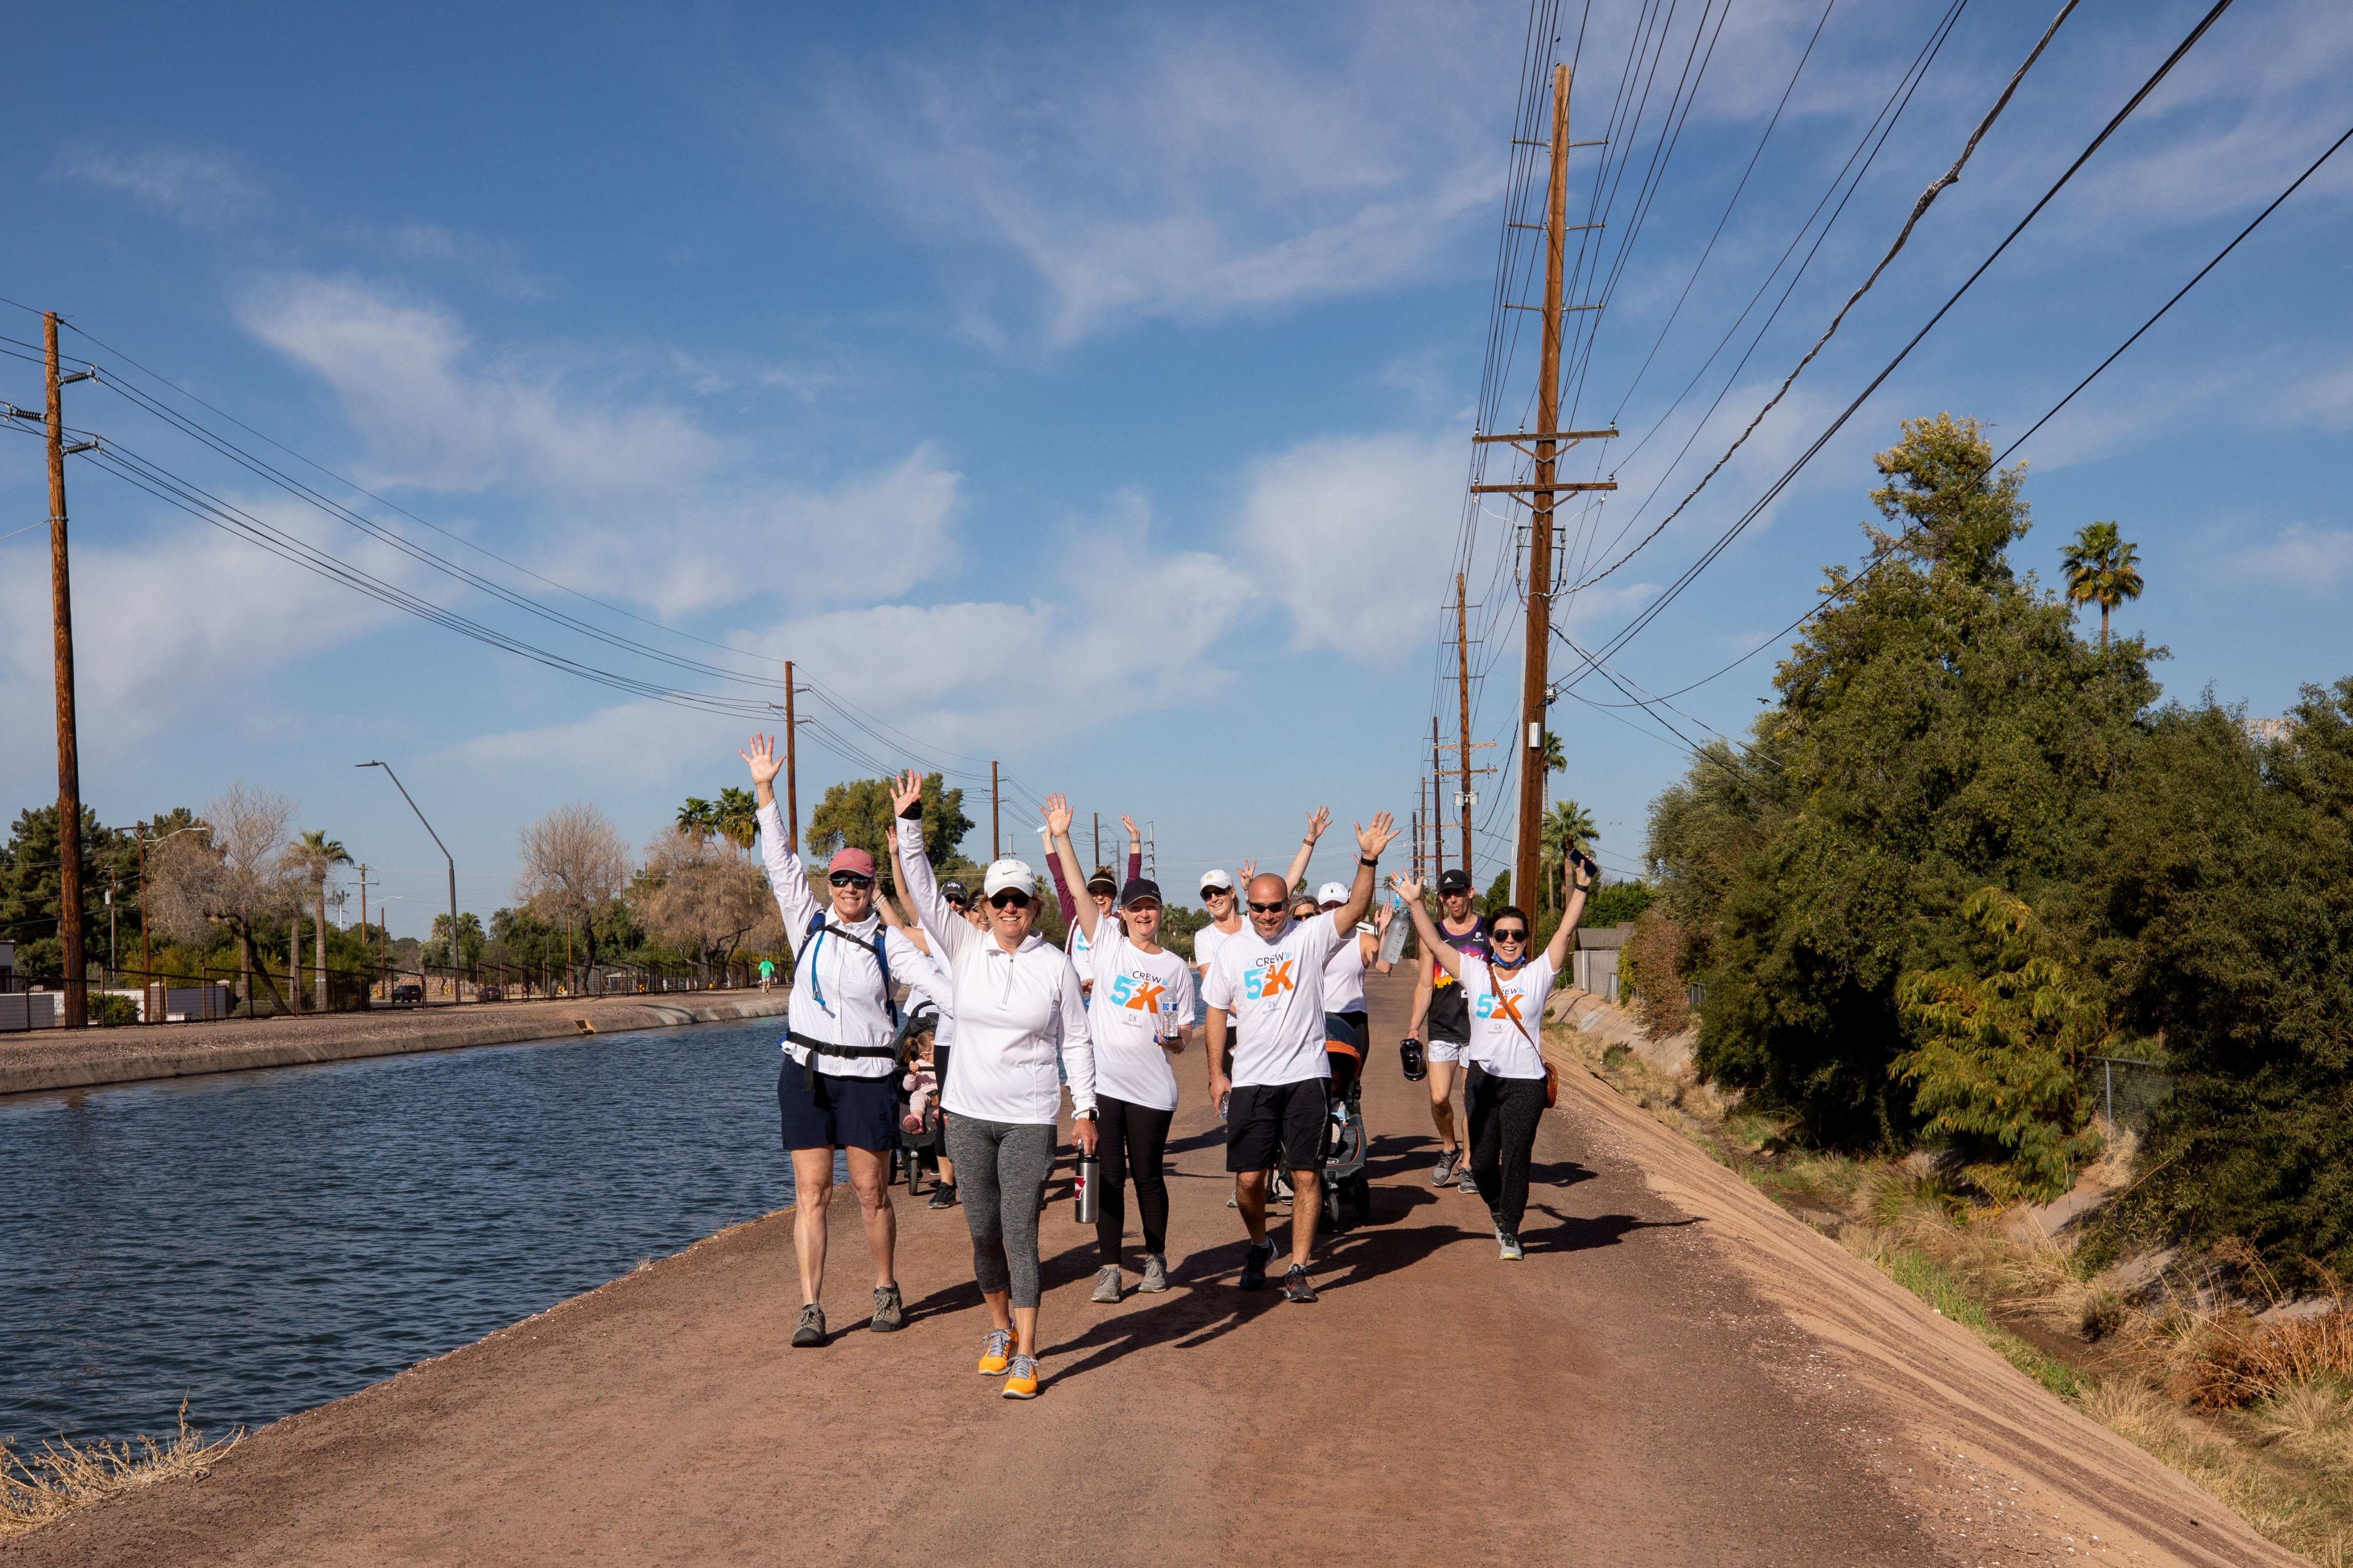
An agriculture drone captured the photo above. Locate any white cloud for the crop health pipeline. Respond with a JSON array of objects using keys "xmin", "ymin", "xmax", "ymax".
[
  {"xmin": 2231, "ymin": 522, "xmax": 2353, "ymax": 595},
  {"xmin": 56, "ymin": 145, "xmax": 265, "ymax": 225}
]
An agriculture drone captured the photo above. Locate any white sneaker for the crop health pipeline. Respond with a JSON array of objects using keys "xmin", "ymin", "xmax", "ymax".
[
  {"xmin": 1091, "ymin": 1265, "xmax": 1122, "ymax": 1303},
  {"xmin": 1140, "ymin": 1254, "xmax": 1170, "ymax": 1293}
]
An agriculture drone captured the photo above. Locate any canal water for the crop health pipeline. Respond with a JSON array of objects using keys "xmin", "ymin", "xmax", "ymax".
[{"xmin": 1, "ymin": 1019, "xmax": 808, "ymax": 1450}]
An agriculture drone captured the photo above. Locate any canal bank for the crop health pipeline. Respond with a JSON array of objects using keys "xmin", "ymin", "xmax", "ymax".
[
  {"xmin": 1, "ymin": 972, "xmax": 2287, "ymax": 1567},
  {"xmin": 0, "ymin": 990, "xmax": 793, "ymax": 1097}
]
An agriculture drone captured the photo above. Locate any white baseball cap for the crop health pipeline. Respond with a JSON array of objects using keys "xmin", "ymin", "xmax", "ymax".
[
  {"xmin": 1316, "ymin": 881, "xmax": 1349, "ymax": 906},
  {"xmin": 984, "ymin": 859, "xmax": 1037, "ymax": 898},
  {"xmin": 1199, "ymin": 868, "xmax": 1235, "ymax": 893}
]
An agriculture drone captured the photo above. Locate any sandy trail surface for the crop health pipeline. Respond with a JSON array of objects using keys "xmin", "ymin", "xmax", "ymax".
[{"xmin": 4, "ymin": 972, "xmax": 2288, "ymax": 1566}]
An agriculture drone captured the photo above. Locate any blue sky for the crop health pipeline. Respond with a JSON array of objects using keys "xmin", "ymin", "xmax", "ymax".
[{"xmin": 2, "ymin": 0, "xmax": 2347, "ymax": 934}]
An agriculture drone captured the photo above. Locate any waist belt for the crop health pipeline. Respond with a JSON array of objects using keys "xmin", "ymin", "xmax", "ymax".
[{"xmin": 786, "ymin": 1029, "xmax": 902, "ymax": 1096}]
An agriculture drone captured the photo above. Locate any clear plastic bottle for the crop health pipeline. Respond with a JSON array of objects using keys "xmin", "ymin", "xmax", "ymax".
[{"xmin": 1378, "ymin": 886, "xmax": 1411, "ymax": 965}]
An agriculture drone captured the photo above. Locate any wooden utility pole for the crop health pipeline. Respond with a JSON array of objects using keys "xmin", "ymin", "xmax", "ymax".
[
  {"xmin": 1456, "ymin": 570, "xmax": 1474, "ymax": 876},
  {"xmin": 1515, "ymin": 67, "xmax": 1571, "ymax": 915},
  {"xmin": 1093, "ymin": 811, "xmax": 1101, "ymax": 870},
  {"xmin": 782, "ymin": 660, "xmax": 799, "ymax": 850},
  {"xmin": 46, "ymin": 313, "xmax": 93, "ymax": 1028},
  {"xmin": 991, "ymin": 761, "xmax": 1000, "ymax": 860},
  {"xmin": 1430, "ymin": 719, "xmax": 1445, "ymax": 880}
]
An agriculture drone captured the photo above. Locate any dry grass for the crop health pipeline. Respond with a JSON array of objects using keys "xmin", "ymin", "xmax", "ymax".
[{"xmin": 0, "ymin": 1402, "xmax": 243, "ymax": 1539}]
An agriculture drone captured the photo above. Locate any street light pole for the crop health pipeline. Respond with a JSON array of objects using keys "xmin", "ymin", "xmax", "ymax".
[{"xmin": 358, "ymin": 762, "xmax": 458, "ymax": 1006}]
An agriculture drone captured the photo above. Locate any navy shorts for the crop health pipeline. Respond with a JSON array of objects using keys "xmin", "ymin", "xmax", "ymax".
[
  {"xmin": 1226, "ymin": 1078, "xmax": 1330, "ymax": 1173},
  {"xmin": 777, "ymin": 1059, "xmax": 899, "ymax": 1153}
]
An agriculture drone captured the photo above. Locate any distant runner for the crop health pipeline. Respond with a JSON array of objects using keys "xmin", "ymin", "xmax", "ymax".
[
  {"xmin": 742, "ymin": 733, "xmax": 922, "ymax": 1348},
  {"xmin": 1204, "ymin": 809, "xmax": 1397, "ymax": 1303},
  {"xmin": 1409, "ymin": 867, "xmax": 1491, "ymax": 1193},
  {"xmin": 757, "ymin": 956, "xmax": 776, "ymax": 991},
  {"xmin": 1397, "ymin": 850, "xmax": 1590, "ymax": 1260}
]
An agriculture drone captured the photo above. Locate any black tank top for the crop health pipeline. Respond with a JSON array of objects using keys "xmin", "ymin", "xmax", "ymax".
[{"xmin": 1424, "ymin": 915, "xmax": 1492, "ymax": 1042}]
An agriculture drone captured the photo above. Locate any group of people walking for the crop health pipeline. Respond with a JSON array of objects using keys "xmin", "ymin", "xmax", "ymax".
[{"xmin": 737, "ymin": 732, "xmax": 1590, "ymax": 1400}]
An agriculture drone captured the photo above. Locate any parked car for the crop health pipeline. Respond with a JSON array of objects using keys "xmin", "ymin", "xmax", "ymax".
[
  {"xmin": 390, "ymin": 983, "xmax": 424, "ymax": 1004},
  {"xmin": 476, "ymin": 985, "xmax": 502, "ymax": 1002}
]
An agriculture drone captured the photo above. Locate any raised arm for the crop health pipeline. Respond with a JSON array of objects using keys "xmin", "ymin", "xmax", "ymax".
[
  {"xmin": 890, "ymin": 769, "xmax": 973, "ymax": 964},
  {"xmin": 1122, "ymin": 814, "xmax": 1142, "ymax": 884},
  {"xmin": 1544, "ymin": 847, "xmax": 1595, "ymax": 973},
  {"xmin": 1325, "ymin": 811, "xmax": 1397, "ymax": 936},
  {"xmin": 1041, "ymin": 825, "xmax": 1078, "ymax": 924},
  {"xmin": 1393, "ymin": 874, "xmax": 1462, "ymax": 982},
  {"xmin": 1280, "ymin": 807, "xmax": 1329, "ymax": 893},
  {"xmin": 1047, "ymin": 794, "xmax": 1099, "ymax": 943},
  {"xmin": 743, "ymin": 732, "xmax": 818, "ymax": 949}
]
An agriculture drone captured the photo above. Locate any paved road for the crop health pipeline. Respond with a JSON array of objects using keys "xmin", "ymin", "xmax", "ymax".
[{"xmin": 7, "ymin": 971, "xmax": 2278, "ymax": 1566}]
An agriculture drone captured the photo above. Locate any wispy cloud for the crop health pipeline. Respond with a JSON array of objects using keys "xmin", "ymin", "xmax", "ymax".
[
  {"xmin": 56, "ymin": 145, "xmax": 266, "ymax": 227},
  {"xmin": 2230, "ymin": 521, "xmax": 2353, "ymax": 595}
]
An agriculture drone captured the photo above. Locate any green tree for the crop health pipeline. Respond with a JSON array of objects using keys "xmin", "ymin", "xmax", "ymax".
[
  {"xmin": 0, "ymin": 803, "xmax": 116, "ymax": 978},
  {"xmin": 806, "ymin": 773, "xmax": 975, "ymax": 873},
  {"xmin": 423, "ymin": 911, "xmax": 486, "ymax": 974},
  {"xmin": 2059, "ymin": 520, "xmax": 2144, "ymax": 653},
  {"xmin": 283, "ymin": 828, "xmax": 351, "ymax": 1013},
  {"xmin": 714, "ymin": 787, "xmax": 759, "ymax": 849},
  {"xmin": 676, "ymin": 797, "xmax": 716, "ymax": 839}
]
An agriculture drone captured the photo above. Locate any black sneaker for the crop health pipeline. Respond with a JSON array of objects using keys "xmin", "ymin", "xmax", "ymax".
[
  {"xmin": 1239, "ymin": 1239, "xmax": 1277, "ymax": 1290},
  {"xmin": 870, "ymin": 1283, "xmax": 904, "ymax": 1332},
  {"xmin": 928, "ymin": 1181, "xmax": 958, "ymax": 1210},
  {"xmin": 791, "ymin": 1303, "xmax": 827, "ymax": 1347},
  {"xmin": 1282, "ymin": 1265, "xmax": 1318, "ymax": 1303}
]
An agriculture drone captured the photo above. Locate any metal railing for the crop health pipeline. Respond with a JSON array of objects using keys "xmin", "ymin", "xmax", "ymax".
[{"xmin": 2088, "ymin": 1054, "xmax": 2172, "ymax": 1139}]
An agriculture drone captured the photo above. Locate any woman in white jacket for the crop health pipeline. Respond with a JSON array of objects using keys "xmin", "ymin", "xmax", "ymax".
[{"xmin": 888, "ymin": 771, "xmax": 1098, "ymax": 1400}]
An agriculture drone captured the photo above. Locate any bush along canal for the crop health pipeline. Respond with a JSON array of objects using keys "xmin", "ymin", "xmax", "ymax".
[{"xmin": 1, "ymin": 1018, "xmax": 802, "ymax": 1449}]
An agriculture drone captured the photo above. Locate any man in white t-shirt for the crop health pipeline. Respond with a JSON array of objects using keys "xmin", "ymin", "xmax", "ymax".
[{"xmin": 1204, "ymin": 809, "xmax": 1397, "ymax": 1303}]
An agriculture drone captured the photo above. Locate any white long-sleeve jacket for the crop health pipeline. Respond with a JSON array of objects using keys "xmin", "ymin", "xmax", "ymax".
[
  {"xmin": 759, "ymin": 801, "xmax": 925, "ymax": 1080},
  {"xmin": 894, "ymin": 814, "xmax": 1093, "ymax": 1124}
]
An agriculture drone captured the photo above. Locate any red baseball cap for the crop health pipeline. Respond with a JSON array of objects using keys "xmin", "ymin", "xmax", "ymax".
[{"xmin": 828, "ymin": 847, "xmax": 876, "ymax": 878}]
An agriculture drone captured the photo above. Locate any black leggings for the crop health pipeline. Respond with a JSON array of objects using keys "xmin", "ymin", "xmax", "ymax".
[
  {"xmin": 1095, "ymin": 1094, "xmax": 1174, "ymax": 1265},
  {"xmin": 1466, "ymin": 1065, "xmax": 1548, "ymax": 1231}
]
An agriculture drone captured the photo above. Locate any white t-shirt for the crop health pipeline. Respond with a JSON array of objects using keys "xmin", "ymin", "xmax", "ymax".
[
  {"xmin": 1086, "ymin": 928, "xmax": 1194, "ymax": 1112},
  {"xmin": 1321, "ymin": 929, "xmax": 1368, "ymax": 1014},
  {"xmin": 1202, "ymin": 915, "xmax": 1341, "ymax": 1088},
  {"xmin": 1466, "ymin": 953, "xmax": 1556, "ymax": 1081}
]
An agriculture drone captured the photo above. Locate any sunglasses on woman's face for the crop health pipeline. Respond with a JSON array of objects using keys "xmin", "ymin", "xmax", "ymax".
[
  {"xmin": 829, "ymin": 872, "xmax": 873, "ymax": 889},
  {"xmin": 1247, "ymin": 899, "xmax": 1286, "ymax": 914},
  {"xmin": 1490, "ymin": 927, "xmax": 1528, "ymax": 943},
  {"xmin": 989, "ymin": 890, "xmax": 1032, "ymax": 910}
]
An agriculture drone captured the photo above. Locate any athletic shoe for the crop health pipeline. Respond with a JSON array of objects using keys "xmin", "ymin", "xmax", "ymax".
[
  {"xmin": 928, "ymin": 1181, "xmax": 958, "ymax": 1210},
  {"xmin": 791, "ymin": 1304, "xmax": 827, "ymax": 1348},
  {"xmin": 1458, "ymin": 1163, "xmax": 1479, "ymax": 1194},
  {"xmin": 976, "ymin": 1328, "xmax": 1013, "ymax": 1376},
  {"xmin": 1498, "ymin": 1232, "xmax": 1525, "ymax": 1262},
  {"xmin": 1271, "ymin": 1171, "xmax": 1295, "ymax": 1203},
  {"xmin": 1239, "ymin": 1238, "xmax": 1277, "ymax": 1291},
  {"xmin": 1001, "ymin": 1353, "xmax": 1040, "ymax": 1399},
  {"xmin": 1091, "ymin": 1265, "xmax": 1123, "ymax": 1304},
  {"xmin": 1282, "ymin": 1265, "xmax": 1318, "ymax": 1304},
  {"xmin": 1431, "ymin": 1148, "xmax": 1461, "ymax": 1186},
  {"xmin": 870, "ymin": 1283, "xmax": 904, "ymax": 1333},
  {"xmin": 1140, "ymin": 1254, "xmax": 1170, "ymax": 1293}
]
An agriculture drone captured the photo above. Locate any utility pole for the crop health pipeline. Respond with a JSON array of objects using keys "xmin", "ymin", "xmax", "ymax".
[
  {"xmin": 45, "ymin": 314, "xmax": 94, "ymax": 1028},
  {"xmin": 139, "ymin": 829, "xmax": 152, "ymax": 1022},
  {"xmin": 782, "ymin": 660, "xmax": 799, "ymax": 850},
  {"xmin": 1457, "ymin": 570, "xmax": 1474, "ymax": 876},
  {"xmin": 1093, "ymin": 811, "xmax": 1101, "ymax": 870},
  {"xmin": 1145, "ymin": 821, "xmax": 1156, "ymax": 881},
  {"xmin": 1430, "ymin": 719, "xmax": 1446, "ymax": 881},
  {"xmin": 358, "ymin": 762, "xmax": 455, "ymax": 1007},
  {"xmin": 991, "ymin": 761, "xmax": 1000, "ymax": 861},
  {"xmin": 357, "ymin": 863, "xmax": 368, "ymax": 1004}
]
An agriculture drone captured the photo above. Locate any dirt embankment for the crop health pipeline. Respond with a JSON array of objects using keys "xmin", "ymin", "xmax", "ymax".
[
  {"xmin": 0, "ymin": 972, "xmax": 2292, "ymax": 1565},
  {"xmin": 0, "ymin": 991, "xmax": 791, "ymax": 1098}
]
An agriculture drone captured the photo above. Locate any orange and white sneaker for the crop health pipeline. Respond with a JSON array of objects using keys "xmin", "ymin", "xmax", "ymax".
[
  {"xmin": 1000, "ymin": 1353, "xmax": 1040, "ymax": 1399},
  {"xmin": 976, "ymin": 1328, "xmax": 1012, "ymax": 1376}
]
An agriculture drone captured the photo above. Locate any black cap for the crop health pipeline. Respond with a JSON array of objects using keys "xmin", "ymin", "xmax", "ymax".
[
  {"xmin": 941, "ymin": 880, "xmax": 968, "ymax": 902},
  {"xmin": 1117, "ymin": 877, "xmax": 1163, "ymax": 908},
  {"xmin": 1437, "ymin": 868, "xmax": 1473, "ymax": 893}
]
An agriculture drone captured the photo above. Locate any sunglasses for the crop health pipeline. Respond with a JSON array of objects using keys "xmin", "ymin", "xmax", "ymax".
[
  {"xmin": 945, "ymin": 896, "xmax": 969, "ymax": 909},
  {"xmin": 1490, "ymin": 927, "xmax": 1528, "ymax": 943},
  {"xmin": 828, "ymin": 872, "xmax": 873, "ymax": 889},
  {"xmin": 989, "ymin": 890, "xmax": 1033, "ymax": 910},
  {"xmin": 1247, "ymin": 899, "xmax": 1287, "ymax": 914}
]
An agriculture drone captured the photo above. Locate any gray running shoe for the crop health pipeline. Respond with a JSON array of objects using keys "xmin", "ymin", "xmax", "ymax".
[
  {"xmin": 1271, "ymin": 1171, "xmax": 1295, "ymax": 1202},
  {"xmin": 1281, "ymin": 1264, "xmax": 1318, "ymax": 1304},
  {"xmin": 870, "ymin": 1283, "xmax": 904, "ymax": 1332},
  {"xmin": 1457, "ymin": 1162, "xmax": 1479, "ymax": 1194},
  {"xmin": 1091, "ymin": 1265, "xmax": 1123, "ymax": 1303},
  {"xmin": 1140, "ymin": 1254, "xmax": 1170, "ymax": 1293},
  {"xmin": 1431, "ymin": 1148, "xmax": 1461, "ymax": 1187},
  {"xmin": 1498, "ymin": 1232, "xmax": 1525, "ymax": 1262},
  {"xmin": 1239, "ymin": 1238, "xmax": 1277, "ymax": 1290},
  {"xmin": 791, "ymin": 1303, "xmax": 827, "ymax": 1348}
]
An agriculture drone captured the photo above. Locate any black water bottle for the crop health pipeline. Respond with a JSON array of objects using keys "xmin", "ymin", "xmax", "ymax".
[
  {"xmin": 1073, "ymin": 1152, "xmax": 1100, "ymax": 1224},
  {"xmin": 1400, "ymin": 1037, "xmax": 1427, "ymax": 1082}
]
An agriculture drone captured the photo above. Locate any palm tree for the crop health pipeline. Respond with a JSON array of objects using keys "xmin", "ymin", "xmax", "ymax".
[
  {"xmin": 1542, "ymin": 799, "xmax": 1597, "ymax": 914},
  {"xmin": 2060, "ymin": 521, "xmax": 2144, "ymax": 652},
  {"xmin": 284, "ymin": 829, "xmax": 351, "ymax": 1013},
  {"xmin": 714, "ymin": 787, "xmax": 759, "ymax": 850},
  {"xmin": 676, "ymin": 797, "xmax": 716, "ymax": 840}
]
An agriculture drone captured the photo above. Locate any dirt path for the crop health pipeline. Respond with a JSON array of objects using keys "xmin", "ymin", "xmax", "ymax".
[{"xmin": 4, "ymin": 973, "xmax": 2289, "ymax": 1566}]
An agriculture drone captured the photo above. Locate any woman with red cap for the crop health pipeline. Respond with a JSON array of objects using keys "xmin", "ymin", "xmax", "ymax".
[{"xmin": 742, "ymin": 733, "xmax": 931, "ymax": 1349}]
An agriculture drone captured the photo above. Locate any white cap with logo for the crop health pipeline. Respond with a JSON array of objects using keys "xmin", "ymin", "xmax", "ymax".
[
  {"xmin": 984, "ymin": 859, "xmax": 1037, "ymax": 898},
  {"xmin": 1315, "ymin": 881, "xmax": 1349, "ymax": 906},
  {"xmin": 1199, "ymin": 868, "xmax": 1235, "ymax": 893}
]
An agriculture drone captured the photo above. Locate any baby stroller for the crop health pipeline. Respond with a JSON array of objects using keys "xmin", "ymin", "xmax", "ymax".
[
  {"xmin": 1319, "ymin": 1012, "xmax": 1374, "ymax": 1232},
  {"xmin": 889, "ymin": 1005, "xmax": 946, "ymax": 1197}
]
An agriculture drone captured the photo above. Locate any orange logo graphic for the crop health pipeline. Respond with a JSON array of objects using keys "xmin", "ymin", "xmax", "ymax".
[
  {"xmin": 1490, "ymin": 990, "xmax": 1523, "ymax": 1023},
  {"xmin": 1261, "ymin": 961, "xmax": 1294, "ymax": 996},
  {"xmin": 1121, "ymin": 982, "xmax": 1166, "ymax": 1013}
]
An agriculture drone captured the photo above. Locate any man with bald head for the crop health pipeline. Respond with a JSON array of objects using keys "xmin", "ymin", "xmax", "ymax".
[{"xmin": 1204, "ymin": 809, "xmax": 1399, "ymax": 1302}]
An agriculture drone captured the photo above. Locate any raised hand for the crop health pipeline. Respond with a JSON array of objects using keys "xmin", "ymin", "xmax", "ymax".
[
  {"xmin": 738, "ymin": 733, "xmax": 783, "ymax": 786},
  {"xmin": 888, "ymin": 769, "xmax": 924, "ymax": 818},
  {"xmin": 1393, "ymin": 873, "xmax": 1426, "ymax": 904},
  {"xmin": 1120, "ymin": 813, "xmax": 1140, "ymax": 844},
  {"xmin": 1354, "ymin": 810, "xmax": 1400, "ymax": 860},
  {"xmin": 1303, "ymin": 806, "xmax": 1331, "ymax": 843},
  {"xmin": 1238, "ymin": 858, "xmax": 1259, "ymax": 884},
  {"xmin": 1569, "ymin": 847, "xmax": 1596, "ymax": 891},
  {"xmin": 1044, "ymin": 793, "xmax": 1074, "ymax": 839}
]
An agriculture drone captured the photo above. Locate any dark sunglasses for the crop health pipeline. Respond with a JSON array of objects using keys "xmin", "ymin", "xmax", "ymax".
[
  {"xmin": 1247, "ymin": 899, "xmax": 1287, "ymax": 913},
  {"xmin": 989, "ymin": 890, "xmax": 1033, "ymax": 910},
  {"xmin": 945, "ymin": 896, "xmax": 969, "ymax": 909},
  {"xmin": 828, "ymin": 872, "xmax": 873, "ymax": 889},
  {"xmin": 1490, "ymin": 927, "xmax": 1528, "ymax": 943}
]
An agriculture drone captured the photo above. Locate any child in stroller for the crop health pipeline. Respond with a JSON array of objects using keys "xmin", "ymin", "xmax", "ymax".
[
  {"xmin": 891, "ymin": 1005, "xmax": 947, "ymax": 1196},
  {"xmin": 1319, "ymin": 1012, "xmax": 1375, "ymax": 1232},
  {"xmin": 902, "ymin": 1030, "xmax": 940, "ymax": 1133}
]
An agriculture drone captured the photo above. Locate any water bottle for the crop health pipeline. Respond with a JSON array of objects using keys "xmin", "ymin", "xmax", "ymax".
[
  {"xmin": 1379, "ymin": 889, "xmax": 1411, "ymax": 966},
  {"xmin": 1157, "ymin": 996, "xmax": 1180, "ymax": 1045},
  {"xmin": 1073, "ymin": 1152, "xmax": 1100, "ymax": 1224}
]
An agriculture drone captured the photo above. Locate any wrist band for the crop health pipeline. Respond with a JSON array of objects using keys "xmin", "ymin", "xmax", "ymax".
[{"xmin": 1359, "ymin": 854, "xmax": 1378, "ymax": 867}]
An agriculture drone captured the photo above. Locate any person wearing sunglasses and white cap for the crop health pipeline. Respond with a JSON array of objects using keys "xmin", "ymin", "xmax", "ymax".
[
  {"xmin": 1393, "ymin": 848, "xmax": 1593, "ymax": 1260},
  {"xmin": 889, "ymin": 772, "xmax": 1097, "ymax": 1400},
  {"xmin": 1313, "ymin": 879, "xmax": 1392, "ymax": 1051},
  {"xmin": 1049, "ymin": 798, "xmax": 1196, "ymax": 1302},
  {"xmin": 740, "ymin": 733, "xmax": 929, "ymax": 1348}
]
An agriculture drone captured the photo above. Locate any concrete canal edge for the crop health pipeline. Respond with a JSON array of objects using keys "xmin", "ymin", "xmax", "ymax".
[{"xmin": 0, "ymin": 992, "xmax": 794, "ymax": 1098}]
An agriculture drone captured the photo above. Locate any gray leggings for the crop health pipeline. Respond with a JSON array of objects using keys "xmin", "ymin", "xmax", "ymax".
[{"xmin": 945, "ymin": 1117, "xmax": 1059, "ymax": 1309}]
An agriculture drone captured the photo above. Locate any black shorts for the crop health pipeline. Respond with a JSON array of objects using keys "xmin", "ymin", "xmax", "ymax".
[
  {"xmin": 776, "ymin": 1060, "xmax": 899, "ymax": 1153},
  {"xmin": 1225, "ymin": 1078, "xmax": 1330, "ymax": 1173}
]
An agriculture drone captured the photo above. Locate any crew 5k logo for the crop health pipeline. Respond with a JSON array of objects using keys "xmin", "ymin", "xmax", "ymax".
[
  {"xmin": 1475, "ymin": 989, "xmax": 1525, "ymax": 1023},
  {"xmin": 1108, "ymin": 974, "xmax": 1167, "ymax": 1012},
  {"xmin": 1242, "ymin": 959, "xmax": 1296, "ymax": 1002}
]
